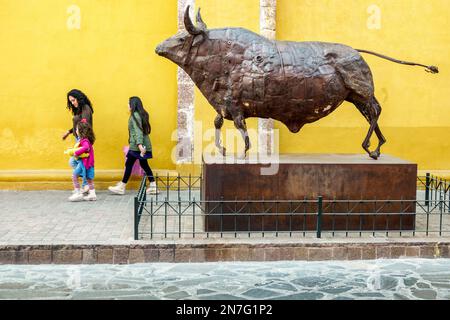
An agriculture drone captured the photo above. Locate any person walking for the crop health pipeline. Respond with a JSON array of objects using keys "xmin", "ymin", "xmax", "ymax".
[
  {"xmin": 66, "ymin": 119, "xmax": 97, "ymax": 201},
  {"xmin": 108, "ymin": 97, "xmax": 158, "ymax": 195},
  {"xmin": 63, "ymin": 89, "xmax": 94, "ymax": 194}
]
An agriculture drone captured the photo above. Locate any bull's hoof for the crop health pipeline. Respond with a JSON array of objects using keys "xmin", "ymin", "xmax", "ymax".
[
  {"xmin": 369, "ymin": 151, "xmax": 380, "ymax": 160},
  {"xmin": 238, "ymin": 151, "xmax": 247, "ymax": 160}
]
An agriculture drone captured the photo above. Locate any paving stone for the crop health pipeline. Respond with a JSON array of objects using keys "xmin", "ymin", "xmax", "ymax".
[
  {"xmin": 204, "ymin": 249, "xmax": 219, "ymax": 262},
  {"xmin": 202, "ymin": 294, "xmax": 245, "ymax": 300},
  {"xmin": 248, "ymin": 248, "xmax": 265, "ymax": 261},
  {"xmin": 28, "ymin": 250, "xmax": 52, "ymax": 264},
  {"xmin": 174, "ymin": 249, "xmax": 191, "ymax": 262},
  {"xmin": 308, "ymin": 248, "xmax": 332, "ymax": 261},
  {"xmin": 376, "ymin": 246, "xmax": 391, "ymax": 259},
  {"xmin": 129, "ymin": 249, "xmax": 145, "ymax": 264},
  {"xmin": 14, "ymin": 251, "xmax": 29, "ymax": 264},
  {"xmin": 53, "ymin": 250, "xmax": 83, "ymax": 264},
  {"xmin": 143, "ymin": 249, "xmax": 159, "ymax": 262},
  {"xmin": 294, "ymin": 247, "xmax": 309, "ymax": 260},
  {"xmin": 332, "ymin": 247, "xmax": 348, "ymax": 260},
  {"xmin": 390, "ymin": 246, "xmax": 406, "ymax": 258},
  {"xmin": 362, "ymin": 247, "xmax": 376, "ymax": 260},
  {"xmin": 113, "ymin": 248, "xmax": 129, "ymax": 264},
  {"xmin": 159, "ymin": 249, "xmax": 175, "ymax": 262},
  {"xmin": 182, "ymin": 248, "xmax": 201, "ymax": 262},
  {"xmin": 82, "ymin": 249, "xmax": 97, "ymax": 264},
  {"xmin": 164, "ymin": 291, "xmax": 191, "ymax": 299},
  {"xmin": 97, "ymin": 249, "xmax": 113, "ymax": 264},
  {"xmin": 274, "ymin": 292, "xmax": 324, "ymax": 300},
  {"xmin": 420, "ymin": 246, "xmax": 436, "ymax": 258},
  {"xmin": 242, "ymin": 288, "xmax": 279, "ymax": 299},
  {"xmin": 347, "ymin": 247, "xmax": 362, "ymax": 260},
  {"xmin": 0, "ymin": 251, "xmax": 15, "ymax": 264},
  {"xmin": 411, "ymin": 289, "xmax": 438, "ymax": 300},
  {"xmin": 279, "ymin": 247, "xmax": 294, "ymax": 261},
  {"xmin": 234, "ymin": 247, "xmax": 250, "ymax": 261},
  {"xmin": 405, "ymin": 246, "xmax": 420, "ymax": 257}
]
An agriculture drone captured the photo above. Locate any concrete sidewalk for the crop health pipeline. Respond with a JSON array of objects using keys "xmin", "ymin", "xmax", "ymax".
[
  {"xmin": 0, "ymin": 191, "xmax": 134, "ymax": 245},
  {"xmin": 1, "ymin": 190, "xmax": 450, "ymax": 266}
]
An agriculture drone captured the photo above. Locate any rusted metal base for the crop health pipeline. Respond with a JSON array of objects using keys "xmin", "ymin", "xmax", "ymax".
[{"xmin": 202, "ymin": 154, "xmax": 417, "ymax": 232}]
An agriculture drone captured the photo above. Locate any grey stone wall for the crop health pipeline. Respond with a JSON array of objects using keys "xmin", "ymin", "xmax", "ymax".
[
  {"xmin": 258, "ymin": 0, "xmax": 276, "ymax": 156},
  {"xmin": 177, "ymin": 0, "xmax": 196, "ymax": 162}
]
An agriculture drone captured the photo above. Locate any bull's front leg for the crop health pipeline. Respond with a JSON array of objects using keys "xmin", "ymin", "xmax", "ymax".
[
  {"xmin": 233, "ymin": 114, "xmax": 251, "ymax": 159},
  {"xmin": 214, "ymin": 114, "xmax": 226, "ymax": 156}
]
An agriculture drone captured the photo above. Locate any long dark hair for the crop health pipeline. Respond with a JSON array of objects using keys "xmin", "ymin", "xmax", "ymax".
[
  {"xmin": 130, "ymin": 96, "xmax": 151, "ymax": 135},
  {"xmin": 77, "ymin": 120, "xmax": 96, "ymax": 145},
  {"xmin": 67, "ymin": 89, "xmax": 94, "ymax": 115}
]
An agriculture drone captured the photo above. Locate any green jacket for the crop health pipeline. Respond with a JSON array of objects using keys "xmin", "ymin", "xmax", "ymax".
[{"xmin": 128, "ymin": 112, "xmax": 152, "ymax": 152}]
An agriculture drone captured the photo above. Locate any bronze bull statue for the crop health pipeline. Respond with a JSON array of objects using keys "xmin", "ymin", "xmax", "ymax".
[{"xmin": 156, "ymin": 6, "xmax": 438, "ymax": 159}]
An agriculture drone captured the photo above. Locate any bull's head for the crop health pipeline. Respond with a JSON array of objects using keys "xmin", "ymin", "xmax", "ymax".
[{"xmin": 155, "ymin": 6, "xmax": 207, "ymax": 66}]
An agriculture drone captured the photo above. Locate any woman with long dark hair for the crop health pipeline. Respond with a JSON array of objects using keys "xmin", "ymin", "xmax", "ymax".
[
  {"xmin": 63, "ymin": 89, "xmax": 94, "ymax": 194},
  {"xmin": 108, "ymin": 97, "xmax": 157, "ymax": 195},
  {"xmin": 63, "ymin": 89, "xmax": 94, "ymax": 140}
]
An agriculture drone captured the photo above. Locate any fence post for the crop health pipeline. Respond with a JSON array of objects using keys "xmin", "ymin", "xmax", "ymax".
[
  {"xmin": 134, "ymin": 196, "xmax": 139, "ymax": 240},
  {"xmin": 425, "ymin": 173, "xmax": 430, "ymax": 207},
  {"xmin": 317, "ymin": 196, "xmax": 323, "ymax": 239}
]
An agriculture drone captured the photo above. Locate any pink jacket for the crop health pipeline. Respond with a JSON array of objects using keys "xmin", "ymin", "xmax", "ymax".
[{"xmin": 74, "ymin": 138, "xmax": 95, "ymax": 170}]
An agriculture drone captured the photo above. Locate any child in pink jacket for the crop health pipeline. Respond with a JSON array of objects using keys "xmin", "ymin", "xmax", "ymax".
[{"xmin": 67, "ymin": 119, "xmax": 96, "ymax": 202}]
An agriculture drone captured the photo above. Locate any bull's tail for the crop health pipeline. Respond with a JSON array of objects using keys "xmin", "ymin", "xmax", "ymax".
[{"xmin": 356, "ymin": 49, "xmax": 439, "ymax": 74}]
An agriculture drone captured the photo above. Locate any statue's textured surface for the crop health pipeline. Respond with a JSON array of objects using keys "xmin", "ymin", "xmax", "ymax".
[{"xmin": 156, "ymin": 6, "xmax": 438, "ymax": 159}]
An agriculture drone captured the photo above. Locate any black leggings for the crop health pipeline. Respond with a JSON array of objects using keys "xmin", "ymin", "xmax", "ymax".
[{"xmin": 122, "ymin": 154, "xmax": 155, "ymax": 183}]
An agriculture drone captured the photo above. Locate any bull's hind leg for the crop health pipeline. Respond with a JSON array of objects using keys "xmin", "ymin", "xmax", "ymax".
[
  {"xmin": 350, "ymin": 96, "xmax": 386, "ymax": 159},
  {"xmin": 233, "ymin": 114, "xmax": 251, "ymax": 159},
  {"xmin": 214, "ymin": 114, "xmax": 226, "ymax": 156},
  {"xmin": 373, "ymin": 122, "xmax": 387, "ymax": 158}
]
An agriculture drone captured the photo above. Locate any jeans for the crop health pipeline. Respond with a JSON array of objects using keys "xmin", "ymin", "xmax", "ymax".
[{"xmin": 70, "ymin": 157, "xmax": 88, "ymax": 187}]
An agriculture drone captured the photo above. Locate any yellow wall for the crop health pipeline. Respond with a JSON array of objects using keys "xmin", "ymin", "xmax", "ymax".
[
  {"xmin": 0, "ymin": 0, "xmax": 178, "ymax": 171},
  {"xmin": 276, "ymin": 0, "xmax": 450, "ymax": 170},
  {"xmin": 0, "ymin": 0, "xmax": 449, "ymax": 176}
]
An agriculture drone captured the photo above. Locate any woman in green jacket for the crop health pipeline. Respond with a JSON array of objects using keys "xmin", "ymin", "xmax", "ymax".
[{"xmin": 109, "ymin": 97, "xmax": 157, "ymax": 195}]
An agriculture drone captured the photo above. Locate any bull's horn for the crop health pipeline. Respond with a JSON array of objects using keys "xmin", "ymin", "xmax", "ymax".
[
  {"xmin": 184, "ymin": 5, "xmax": 202, "ymax": 35},
  {"xmin": 196, "ymin": 8, "xmax": 207, "ymax": 31}
]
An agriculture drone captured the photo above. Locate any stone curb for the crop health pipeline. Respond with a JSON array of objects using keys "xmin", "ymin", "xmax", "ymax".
[{"xmin": 0, "ymin": 241, "xmax": 449, "ymax": 265}]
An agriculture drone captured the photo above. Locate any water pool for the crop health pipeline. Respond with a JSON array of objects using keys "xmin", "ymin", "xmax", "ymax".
[{"xmin": 1, "ymin": 259, "xmax": 449, "ymax": 300}]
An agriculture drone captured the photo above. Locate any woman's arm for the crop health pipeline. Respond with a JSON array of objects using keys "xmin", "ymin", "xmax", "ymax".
[{"xmin": 62, "ymin": 128, "xmax": 73, "ymax": 140}]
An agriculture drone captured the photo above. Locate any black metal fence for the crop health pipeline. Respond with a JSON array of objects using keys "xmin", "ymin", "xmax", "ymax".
[{"xmin": 134, "ymin": 173, "xmax": 450, "ymax": 240}]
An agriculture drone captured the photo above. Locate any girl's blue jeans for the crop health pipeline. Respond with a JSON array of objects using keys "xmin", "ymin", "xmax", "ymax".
[{"xmin": 69, "ymin": 157, "xmax": 88, "ymax": 187}]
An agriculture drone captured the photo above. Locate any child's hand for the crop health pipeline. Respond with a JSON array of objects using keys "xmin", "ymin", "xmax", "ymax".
[{"xmin": 64, "ymin": 149, "xmax": 75, "ymax": 156}]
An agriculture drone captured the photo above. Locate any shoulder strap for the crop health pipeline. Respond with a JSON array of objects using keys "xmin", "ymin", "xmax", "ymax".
[{"xmin": 131, "ymin": 113, "xmax": 143, "ymax": 131}]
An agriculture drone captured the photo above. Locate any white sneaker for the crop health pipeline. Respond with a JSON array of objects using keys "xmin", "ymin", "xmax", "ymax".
[
  {"xmin": 68, "ymin": 191, "xmax": 84, "ymax": 202},
  {"xmin": 81, "ymin": 185, "xmax": 90, "ymax": 195},
  {"xmin": 108, "ymin": 182, "xmax": 126, "ymax": 195},
  {"xmin": 83, "ymin": 189, "xmax": 97, "ymax": 201},
  {"xmin": 146, "ymin": 181, "xmax": 159, "ymax": 195},
  {"xmin": 72, "ymin": 188, "xmax": 80, "ymax": 194}
]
